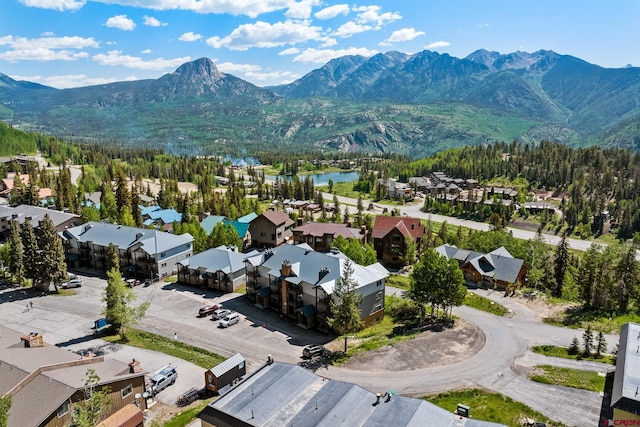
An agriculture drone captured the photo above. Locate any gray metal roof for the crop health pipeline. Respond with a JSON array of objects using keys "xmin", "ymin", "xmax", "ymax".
[
  {"xmin": 0, "ymin": 204, "xmax": 80, "ymax": 228},
  {"xmin": 63, "ymin": 221, "xmax": 193, "ymax": 255},
  {"xmin": 612, "ymin": 322, "xmax": 640, "ymax": 414},
  {"xmin": 179, "ymin": 246, "xmax": 259, "ymax": 275},
  {"xmin": 209, "ymin": 353, "xmax": 246, "ymax": 378},
  {"xmin": 198, "ymin": 362, "xmax": 507, "ymax": 427},
  {"xmin": 257, "ymin": 244, "xmax": 388, "ymax": 293}
]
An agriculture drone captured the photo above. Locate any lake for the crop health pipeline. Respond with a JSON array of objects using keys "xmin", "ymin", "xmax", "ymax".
[{"xmin": 264, "ymin": 170, "xmax": 360, "ymax": 186}]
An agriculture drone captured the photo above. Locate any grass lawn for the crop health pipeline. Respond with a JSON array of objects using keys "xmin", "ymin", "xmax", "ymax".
[
  {"xmin": 386, "ymin": 274, "xmax": 411, "ymax": 290},
  {"xmin": 426, "ymin": 389, "xmax": 566, "ymax": 427},
  {"xmin": 330, "ymin": 314, "xmax": 419, "ymax": 364},
  {"xmin": 529, "ymin": 365, "xmax": 606, "ymax": 393},
  {"xmin": 317, "ymin": 181, "xmax": 368, "ymax": 201},
  {"xmin": 51, "ymin": 289, "xmax": 77, "ymax": 297},
  {"xmin": 543, "ymin": 305, "xmax": 640, "ymax": 334},
  {"xmin": 531, "ymin": 345, "xmax": 616, "ymax": 365},
  {"xmin": 464, "ymin": 293, "xmax": 509, "ymax": 316},
  {"xmin": 104, "ymin": 328, "xmax": 225, "ymax": 369}
]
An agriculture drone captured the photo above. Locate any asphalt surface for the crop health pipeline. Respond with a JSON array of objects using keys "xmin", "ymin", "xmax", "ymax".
[{"xmin": 0, "ymin": 273, "xmax": 615, "ymax": 426}]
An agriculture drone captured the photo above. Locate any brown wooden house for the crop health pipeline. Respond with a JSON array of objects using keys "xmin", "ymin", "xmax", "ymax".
[
  {"xmin": 248, "ymin": 210, "xmax": 294, "ymax": 248},
  {"xmin": 372, "ymin": 215, "xmax": 425, "ymax": 267}
]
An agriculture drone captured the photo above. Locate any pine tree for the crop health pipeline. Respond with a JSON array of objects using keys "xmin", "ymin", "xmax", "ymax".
[
  {"xmin": 553, "ymin": 233, "xmax": 570, "ymax": 298},
  {"xmin": 568, "ymin": 337, "xmax": 580, "ymax": 355},
  {"xmin": 21, "ymin": 219, "xmax": 39, "ymax": 287},
  {"xmin": 329, "ymin": 259, "xmax": 364, "ymax": 334},
  {"xmin": 105, "ymin": 243, "xmax": 120, "ymax": 275},
  {"xmin": 38, "ymin": 214, "xmax": 67, "ymax": 292},
  {"xmin": 114, "ymin": 166, "xmax": 130, "ymax": 211},
  {"xmin": 596, "ymin": 330, "xmax": 607, "ymax": 357},
  {"xmin": 582, "ymin": 324, "xmax": 594, "ymax": 357},
  {"xmin": 130, "ymin": 188, "xmax": 143, "ymax": 227},
  {"xmin": 8, "ymin": 221, "xmax": 24, "ymax": 285}
]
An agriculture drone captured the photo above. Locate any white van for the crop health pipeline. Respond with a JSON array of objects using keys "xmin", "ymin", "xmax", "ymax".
[
  {"xmin": 219, "ymin": 312, "xmax": 241, "ymax": 328},
  {"xmin": 150, "ymin": 365, "xmax": 177, "ymax": 394}
]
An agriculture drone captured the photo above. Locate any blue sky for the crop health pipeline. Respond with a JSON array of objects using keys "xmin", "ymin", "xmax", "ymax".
[{"xmin": 1, "ymin": 0, "xmax": 639, "ymax": 89}]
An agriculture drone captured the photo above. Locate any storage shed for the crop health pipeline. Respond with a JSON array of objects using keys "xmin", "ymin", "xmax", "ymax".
[{"xmin": 204, "ymin": 353, "xmax": 246, "ymax": 394}]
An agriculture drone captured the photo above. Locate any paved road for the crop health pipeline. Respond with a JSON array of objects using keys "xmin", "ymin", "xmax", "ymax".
[
  {"xmin": 0, "ymin": 276, "xmax": 614, "ymax": 426},
  {"xmin": 322, "ymin": 191, "xmax": 603, "ymax": 253}
]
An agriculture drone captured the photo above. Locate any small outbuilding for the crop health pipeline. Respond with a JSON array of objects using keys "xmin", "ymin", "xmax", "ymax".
[{"xmin": 204, "ymin": 353, "xmax": 246, "ymax": 395}]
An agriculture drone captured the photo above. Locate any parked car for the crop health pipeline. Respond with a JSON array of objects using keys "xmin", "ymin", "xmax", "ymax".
[
  {"xmin": 126, "ymin": 278, "xmax": 140, "ymax": 287},
  {"xmin": 211, "ymin": 308, "xmax": 231, "ymax": 320},
  {"xmin": 150, "ymin": 365, "xmax": 177, "ymax": 395},
  {"xmin": 302, "ymin": 345, "xmax": 326, "ymax": 358},
  {"xmin": 61, "ymin": 278, "xmax": 83, "ymax": 289},
  {"xmin": 198, "ymin": 304, "xmax": 221, "ymax": 317},
  {"xmin": 219, "ymin": 312, "xmax": 241, "ymax": 328}
]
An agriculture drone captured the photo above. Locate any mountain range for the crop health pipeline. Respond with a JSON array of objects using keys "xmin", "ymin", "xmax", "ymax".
[{"xmin": 1, "ymin": 49, "xmax": 640, "ymax": 157}]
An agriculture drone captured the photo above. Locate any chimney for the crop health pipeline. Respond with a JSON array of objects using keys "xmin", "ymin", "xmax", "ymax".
[
  {"xmin": 129, "ymin": 358, "xmax": 142, "ymax": 373},
  {"xmin": 281, "ymin": 259, "xmax": 291, "ymax": 277},
  {"xmin": 264, "ymin": 249, "xmax": 274, "ymax": 261},
  {"xmin": 297, "ymin": 218, "xmax": 303, "ymax": 226},
  {"xmin": 360, "ymin": 225, "xmax": 367, "ymax": 244},
  {"xmin": 21, "ymin": 332, "xmax": 44, "ymax": 348},
  {"xmin": 318, "ymin": 267, "xmax": 329, "ymax": 281},
  {"xmin": 136, "ymin": 232, "xmax": 144, "ymax": 240}
]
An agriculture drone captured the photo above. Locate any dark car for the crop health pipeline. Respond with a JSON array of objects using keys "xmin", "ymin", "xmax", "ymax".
[
  {"xmin": 302, "ymin": 345, "xmax": 326, "ymax": 358},
  {"xmin": 198, "ymin": 304, "xmax": 221, "ymax": 317}
]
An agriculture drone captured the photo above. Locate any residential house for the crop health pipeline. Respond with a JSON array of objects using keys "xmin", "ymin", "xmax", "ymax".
[
  {"xmin": 0, "ymin": 204, "xmax": 80, "ymax": 235},
  {"xmin": 199, "ymin": 213, "xmax": 254, "ymax": 248},
  {"xmin": 372, "ymin": 216, "xmax": 425, "ymax": 267},
  {"xmin": 248, "ymin": 210, "xmax": 294, "ymax": 248},
  {"xmin": 609, "ymin": 322, "xmax": 640, "ymax": 423},
  {"xmin": 377, "ymin": 178, "xmax": 413, "ymax": 200},
  {"xmin": 199, "ymin": 214, "xmax": 226, "ymax": 235},
  {"xmin": 0, "ymin": 173, "xmax": 52, "ymax": 202},
  {"xmin": 292, "ymin": 221, "xmax": 366, "ymax": 252},
  {"xmin": 244, "ymin": 244, "xmax": 388, "ymax": 331},
  {"xmin": 0, "ymin": 154, "xmax": 40, "ymax": 173},
  {"xmin": 141, "ymin": 205, "xmax": 182, "ymax": 231},
  {"xmin": 177, "ymin": 245, "xmax": 260, "ymax": 292},
  {"xmin": 435, "ymin": 244, "xmax": 526, "ymax": 291},
  {"xmin": 523, "ymin": 201, "xmax": 556, "ymax": 214},
  {"xmin": 61, "ymin": 222, "xmax": 194, "ymax": 281},
  {"xmin": 0, "ymin": 326, "xmax": 147, "ymax": 427},
  {"xmin": 198, "ymin": 360, "xmax": 508, "ymax": 427}
]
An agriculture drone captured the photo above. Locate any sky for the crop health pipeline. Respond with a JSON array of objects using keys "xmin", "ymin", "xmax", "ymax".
[{"xmin": 1, "ymin": 0, "xmax": 639, "ymax": 89}]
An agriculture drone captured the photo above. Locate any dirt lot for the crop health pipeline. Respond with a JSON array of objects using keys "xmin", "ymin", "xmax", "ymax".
[{"xmin": 344, "ymin": 319, "xmax": 485, "ymax": 372}]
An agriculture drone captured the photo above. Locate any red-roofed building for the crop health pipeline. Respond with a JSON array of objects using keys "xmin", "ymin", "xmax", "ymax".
[
  {"xmin": 249, "ymin": 209, "xmax": 295, "ymax": 248},
  {"xmin": 292, "ymin": 222, "xmax": 366, "ymax": 252},
  {"xmin": 372, "ymin": 215, "xmax": 424, "ymax": 267}
]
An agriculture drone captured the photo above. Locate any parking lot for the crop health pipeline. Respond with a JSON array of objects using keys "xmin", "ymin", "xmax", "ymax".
[{"xmin": 0, "ymin": 273, "xmax": 331, "ymax": 406}]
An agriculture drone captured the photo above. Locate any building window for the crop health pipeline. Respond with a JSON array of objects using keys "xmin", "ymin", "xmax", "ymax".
[
  {"xmin": 373, "ymin": 303, "xmax": 383, "ymax": 312},
  {"xmin": 160, "ymin": 252, "xmax": 166, "ymax": 258},
  {"xmin": 121, "ymin": 383, "xmax": 133, "ymax": 399},
  {"xmin": 161, "ymin": 262, "xmax": 167, "ymax": 268},
  {"xmin": 376, "ymin": 280, "xmax": 382, "ymax": 286},
  {"xmin": 376, "ymin": 291, "xmax": 382, "ymax": 300},
  {"xmin": 57, "ymin": 402, "xmax": 69, "ymax": 418},
  {"xmin": 260, "ymin": 232, "xmax": 266, "ymax": 237}
]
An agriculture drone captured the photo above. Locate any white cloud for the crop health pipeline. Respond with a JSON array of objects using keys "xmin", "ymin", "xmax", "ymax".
[
  {"xmin": 92, "ymin": 50, "xmax": 190, "ymax": 70},
  {"xmin": 0, "ymin": 35, "xmax": 99, "ymax": 61},
  {"xmin": 216, "ymin": 62, "xmax": 261, "ymax": 73},
  {"xmin": 425, "ymin": 41, "xmax": 450, "ymax": 49},
  {"xmin": 0, "ymin": 48, "xmax": 88, "ymax": 61},
  {"xmin": 293, "ymin": 46, "xmax": 378, "ymax": 63},
  {"xmin": 477, "ymin": 23, "xmax": 490, "ymax": 29},
  {"xmin": 0, "ymin": 35, "xmax": 99, "ymax": 49},
  {"xmin": 179, "ymin": 32, "xmax": 202, "ymax": 42},
  {"xmin": 285, "ymin": 0, "xmax": 320, "ymax": 19},
  {"xmin": 278, "ymin": 47, "xmax": 300, "ymax": 56},
  {"xmin": 141, "ymin": 49, "xmax": 152, "ymax": 54},
  {"xmin": 18, "ymin": 0, "xmax": 85, "ymax": 11},
  {"xmin": 379, "ymin": 27, "xmax": 425, "ymax": 46},
  {"xmin": 315, "ymin": 4, "xmax": 349, "ymax": 20},
  {"xmin": 206, "ymin": 20, "xmax": 322, "ymax": 51},
  {"xmin": 143, "ymin": 15, "xmax": 167, "ymax": 27},
  {"xmin": 87, "ymin": 0, "xmax": 294, "ymax": 19},
  {"xmin": 354, "ymin": 5, "xmax": 401, "ymax": 28},
  {"xmin": 245, "ymin": 69, "xmax": 300, "ymax": 83},
  {"xmin": 333, "ymin": 21, "xmax": 372, "ymax": 38},
  {"xmin": 105, "ymin": 15, "xmax": 136, "ymax": 31},
  {"xmin": 12, "ymin": 73, "xmax": 138, "ymax": 89}
]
